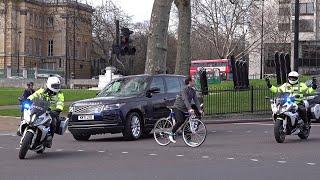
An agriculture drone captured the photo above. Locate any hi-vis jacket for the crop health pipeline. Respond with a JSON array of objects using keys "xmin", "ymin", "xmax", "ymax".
[
  {"xmin": 27, "ymin": 88, "xmax": 65, "ymax": 111},
  {"xmin": 269, "ymin": 82, "xmax": 315, "ymax": 103}
]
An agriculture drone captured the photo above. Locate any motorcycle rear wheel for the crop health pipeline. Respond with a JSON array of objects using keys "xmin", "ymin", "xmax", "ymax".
[{"xmin": 19, "ymin": 131, "xmax": 34, "ymax": 159}]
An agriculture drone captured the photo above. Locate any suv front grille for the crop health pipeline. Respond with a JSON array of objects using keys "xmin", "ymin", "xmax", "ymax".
[{"xmin": 74, "ymin": 105, "xmax": 104, "ymax": 114}]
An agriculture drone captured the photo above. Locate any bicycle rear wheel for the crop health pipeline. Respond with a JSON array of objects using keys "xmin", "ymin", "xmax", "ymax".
[
  {"xmin": 153, "ymin": 118, "xmax": 173, "ymax": 146},
  {"xmin": 182, "ymin": 119, "xmax": 207, "ymax": 147}
]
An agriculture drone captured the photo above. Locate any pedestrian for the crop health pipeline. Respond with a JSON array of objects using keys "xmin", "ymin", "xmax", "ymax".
[{"xmin": 17, "ymin": 82, "xmax": 35, "ymax": 136}]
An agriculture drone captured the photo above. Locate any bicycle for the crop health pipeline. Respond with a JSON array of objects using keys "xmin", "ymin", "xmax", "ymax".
[{"xmin": 153, "ymin": 107, "xmax": 207, "ymax": 147}]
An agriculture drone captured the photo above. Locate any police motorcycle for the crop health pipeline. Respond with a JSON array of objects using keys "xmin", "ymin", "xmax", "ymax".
[
  {"xmin": 18, "ymin": 99, "xmax": 68, "ymax": 159},
  {"xmin": 267, "ymin": 91, "xmax": 320, "ymax": 143}
]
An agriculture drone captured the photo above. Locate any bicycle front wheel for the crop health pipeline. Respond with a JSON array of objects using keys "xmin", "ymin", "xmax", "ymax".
[
  {"xmin": 153, "ymin": 118, "xmax": 173, "ymax": 146},
  {"xmin": 182, "ymin": 119, "xmax": 207, "ymax": 147}
]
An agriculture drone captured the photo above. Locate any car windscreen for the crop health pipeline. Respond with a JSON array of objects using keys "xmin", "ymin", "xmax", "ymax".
[{"xmin": 97, "ymin": 76, "xmax": 149, "ymax": 97}]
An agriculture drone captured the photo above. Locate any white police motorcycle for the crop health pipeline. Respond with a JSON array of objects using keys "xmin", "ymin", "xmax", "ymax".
[
  {"xmin": 19, "ymin": 99, "xmax": 68, "ymax": 159},
  {"xmin": 268, "ymin": 92, "xmax": 320, "ymax": 143}
]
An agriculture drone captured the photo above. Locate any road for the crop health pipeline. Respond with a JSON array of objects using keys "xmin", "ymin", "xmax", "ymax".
[{"xmin": 0, "ymin": 122, "xmax": 320, "ymax": 180}]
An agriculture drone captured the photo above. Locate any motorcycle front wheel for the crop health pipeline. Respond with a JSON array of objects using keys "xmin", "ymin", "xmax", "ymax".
[
  {"xmin": 19, "ymin": 131, "xmax": 34, "ymax": 159},
  {"xmin": 274, "ymin": 119, "xmax": 286, "ymax": 143}
]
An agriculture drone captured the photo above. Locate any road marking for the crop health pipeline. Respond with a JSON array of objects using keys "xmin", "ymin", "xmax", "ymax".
[
  {"xmin": 98, "ymin": 151, "xmax": 105, "ymax": 153},
  {"xmin": 250, "ymin": 159, "xmax": 259, "ymax": 162},
  {"xmin": 11, "ymin": 135, "xmax": 16, "ymax": 137},
  {"xmin": 246, "ymin": 130, "xmax": 252, "ymax": 133},
  {"xmin": 15, "ymin": 148, "xmax": 19, "ymax": 150},
  {"xmin": 307, "ymin": 163, "xmax": 316, "ymax": 166},
  {"xmin": 121, "ymin": 151, "xmax": 128, "ymax": 154},
  {"xmin": 264, "ymin": 131, "xmax": 269, "ymax": 134},
  {"xmin": 227, "ymin": 157, "xmax": 235, "ymax": 160},
  {"xmin": 149, "ymin": 153, "xmax": 158, "ymax": 156},
  {"xmin": 202, "ymin": 156, "xmax": 209, "ymax": 159},
  {"xmin": 77, "ymin": 149, "xmax": 84, "ymax": 152},
  {"xmin": 56, "ymin": 149, "xmax": 63, "ymax": 152},
  {"xmin": 176, "ymin": 154, "xmax": 184, "ymax": 157},
  {"xmin": 227, "ymin": 130, "xmax": 233, "ymax": 133},
  {"xmin": 277, "ymin": 161, "xmax": 287, "ymax": 164},
  {"xmin": 211, "ymin": 131, "xmax": 217, "ymax": 133},
  {"xmin": 234, "ymin": 122, "xmax": 320, "ymax": 127}
]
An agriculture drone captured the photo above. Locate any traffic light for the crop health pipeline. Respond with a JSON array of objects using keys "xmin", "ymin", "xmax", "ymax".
[{"xmin": 120, "ymin": 27, "xmax": 136, "ymax": 56}]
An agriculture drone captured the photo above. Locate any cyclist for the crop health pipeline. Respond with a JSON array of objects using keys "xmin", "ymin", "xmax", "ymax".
[{"xmin": 169, "ymin": 76, "xmax": 203, "ymax": 143}]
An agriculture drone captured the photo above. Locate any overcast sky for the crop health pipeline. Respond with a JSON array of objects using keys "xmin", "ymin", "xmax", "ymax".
[{"xmin": 86, "ymin": 0, "xmax": 155, "ymax": 22}]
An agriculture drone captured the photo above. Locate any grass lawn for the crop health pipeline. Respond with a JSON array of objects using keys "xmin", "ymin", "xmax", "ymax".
[{"xmin": 0, "ymin": 88, "xmax": 98, "ymax": 106}]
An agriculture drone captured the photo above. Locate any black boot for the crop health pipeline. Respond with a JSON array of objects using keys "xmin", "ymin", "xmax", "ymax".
[{"xmin": 44, "ymin": 135, "xmax": 53, "ymax": 148}]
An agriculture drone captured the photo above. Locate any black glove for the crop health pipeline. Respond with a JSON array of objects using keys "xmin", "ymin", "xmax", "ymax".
[
  {"xmin": 265, "ymin": 78, "xmax": 272, "ymax": 88},
  {"xmin": 312, "ymin": 77, "xmax": 317, "ymax": 89},
  {"xmin": 51, "ymin": 109, "xmax": 62, "ymax": 117}
]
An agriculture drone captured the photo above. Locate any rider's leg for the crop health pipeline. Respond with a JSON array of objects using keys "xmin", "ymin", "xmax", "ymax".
[
  {"xmin": 298, "ymin": 105, "xmax": 309, "ymax": 123},
  {"xmin": 171, "ymin": 108, "xmax": 187, "ymax": 134}
]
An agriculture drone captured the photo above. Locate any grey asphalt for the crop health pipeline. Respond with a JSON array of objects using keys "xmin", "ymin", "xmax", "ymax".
[{"xmin": 1, "ymin": 123, "xmax": 320, "ymax": 180}]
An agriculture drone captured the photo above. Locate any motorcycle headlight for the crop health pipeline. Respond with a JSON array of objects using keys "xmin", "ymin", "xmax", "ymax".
[
  {"xmin": 69, "ymin": 106, "xmax": 74, "ymax": 113},
  {"xmin": 33, "ymin": 117, "xmax": 45, "ymax": 126},
  {"xmin": 103, "ymin": 103, "xmax": 125, "ymax": 111}
]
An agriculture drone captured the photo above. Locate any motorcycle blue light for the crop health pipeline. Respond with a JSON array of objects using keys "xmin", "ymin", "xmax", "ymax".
[
  {"xmin": 286, "ymin": 97, "xmax": 292, "ymax": 103},
  {"xmin": 23, "ymin": 103, "xmax": 31, "ymax": 109}
]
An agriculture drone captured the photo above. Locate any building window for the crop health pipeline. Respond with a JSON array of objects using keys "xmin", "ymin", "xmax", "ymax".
[
  {"xmin": 27, "ymin": 38, "xmax": 32, "ymax": 55},
  {"xmin": 292, "ymin": 3, "xmax": 314, "ymax": 15},
  {"xmin": 29, "ymin": 12, "xmax": 33, "ymax": 26},
  {"xmin": 48, "ymin": 40, "xmax": 53, "ymax": 56},
  {"xmin": 47, "ymin": 17, "xmax": 54, "ymax": 27},
  {"xmin": 292, "ymin": 20, "xmax": 314, "ymax": 32},
  {"xmin": 76, "ymin": 41, "xmax": 80, "ymax": 58},
  {"xmin": 84, "ymin": 42, "xmax": 88, "ymax": 59}
]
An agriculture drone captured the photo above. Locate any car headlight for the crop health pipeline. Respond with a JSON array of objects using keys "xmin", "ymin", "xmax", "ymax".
[
  {"xmin": 103, "ymin": 103, "xmax": 125, "ymax": 111},
  {"xmin": 69, "ymin": 106, "xmax": 74, "ymax": 113}
]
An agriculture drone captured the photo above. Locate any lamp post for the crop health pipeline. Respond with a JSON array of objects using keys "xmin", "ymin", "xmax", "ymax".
[
  {"xmin": 17, "ymin": 30, "xmax": 21, "ymax": 76},
  {"xmin": 293, "ymin": 0, "xmax": 300, "ymax": 71},
  {"xmin": 260, "ymin": 0, "xmax": 264, "ymax": 79}
]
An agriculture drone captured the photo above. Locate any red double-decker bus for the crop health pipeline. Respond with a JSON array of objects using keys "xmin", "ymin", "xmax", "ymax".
[{"xmin": 190, "ymin": 59, "xmax": 232, "ymax": 80}]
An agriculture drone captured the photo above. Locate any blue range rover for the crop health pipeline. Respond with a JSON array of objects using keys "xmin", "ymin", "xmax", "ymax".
[{"xmin": 68, "ymin": 74, "xmax": 186, "ymax": 141}]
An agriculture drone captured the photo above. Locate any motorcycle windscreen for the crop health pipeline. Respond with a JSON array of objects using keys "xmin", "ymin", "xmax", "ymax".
[{"xmin": 30, "ymin": 100, "xmax": 51, "ymax": 117}]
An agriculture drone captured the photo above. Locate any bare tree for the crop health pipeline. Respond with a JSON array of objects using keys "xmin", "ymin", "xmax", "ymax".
[
  {"xmin": 174, "ymin": 0, "xmax": 191, "ymax": 76},
  {"xmin": 192, "ymin": 0, "xmax": 258, "ymax": 59},
  {"xmin": 145, "ymin": 0, "xmax": 173, "ymax": 74}
]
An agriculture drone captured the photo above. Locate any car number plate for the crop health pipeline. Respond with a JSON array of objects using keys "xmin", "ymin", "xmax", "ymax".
[{"xmin": 78, "ymin": 115, "xmax": 94, "ymax": 121}]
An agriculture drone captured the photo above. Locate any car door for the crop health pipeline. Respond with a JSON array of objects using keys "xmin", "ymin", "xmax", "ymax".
[
  {"xmin": 164, "ymin": 76, "xmax": 183, "ymax": 107},
  {"xmin": 148, "ymin": 76, "xmax": 168, "ymax": 121}
]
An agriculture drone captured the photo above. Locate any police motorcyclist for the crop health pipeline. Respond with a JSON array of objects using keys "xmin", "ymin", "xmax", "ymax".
[
  {"xmin": 265, "ymin": 71, "xmax": 317, "ymax": 124},
  {"xmin": 27, "ymin": 76, "xmax": 64, "ymax": 148},
  {"xmin": 168, "ymin": 76, "xmax": 203, "ymax": 143}
]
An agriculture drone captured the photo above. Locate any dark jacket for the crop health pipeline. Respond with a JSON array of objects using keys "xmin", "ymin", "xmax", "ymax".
[
  {"xmin": 173, "ymin": 86, "xmax": 201, "ymax": 112},
  {"xmin": 19, "ymin": 88, "xmax": 35, "ymax": 101}
]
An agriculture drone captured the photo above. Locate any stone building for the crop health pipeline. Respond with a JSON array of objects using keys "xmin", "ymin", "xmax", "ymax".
[{"xmin": 0, "ymin": 0, "xmax": 94, "ymax": 79}]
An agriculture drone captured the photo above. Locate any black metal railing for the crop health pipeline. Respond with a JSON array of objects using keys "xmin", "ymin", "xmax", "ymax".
[{"xmin": 204, "ymin": 86, "xmax": 274, "ymax": 115}]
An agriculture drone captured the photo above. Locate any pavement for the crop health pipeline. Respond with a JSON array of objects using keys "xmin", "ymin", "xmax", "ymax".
[{"xmin": 1, "ymin": 118, "xmax": 320, "ymax": 179}]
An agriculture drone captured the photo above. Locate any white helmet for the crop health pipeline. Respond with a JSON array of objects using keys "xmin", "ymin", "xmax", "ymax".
[
  {"xmin": 288, "ymin": 71, "xmax": 299, "ymax": 85},
  {"xmin": 47, "ymin": 76, "xmax": 61, "ymax": 93}
]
